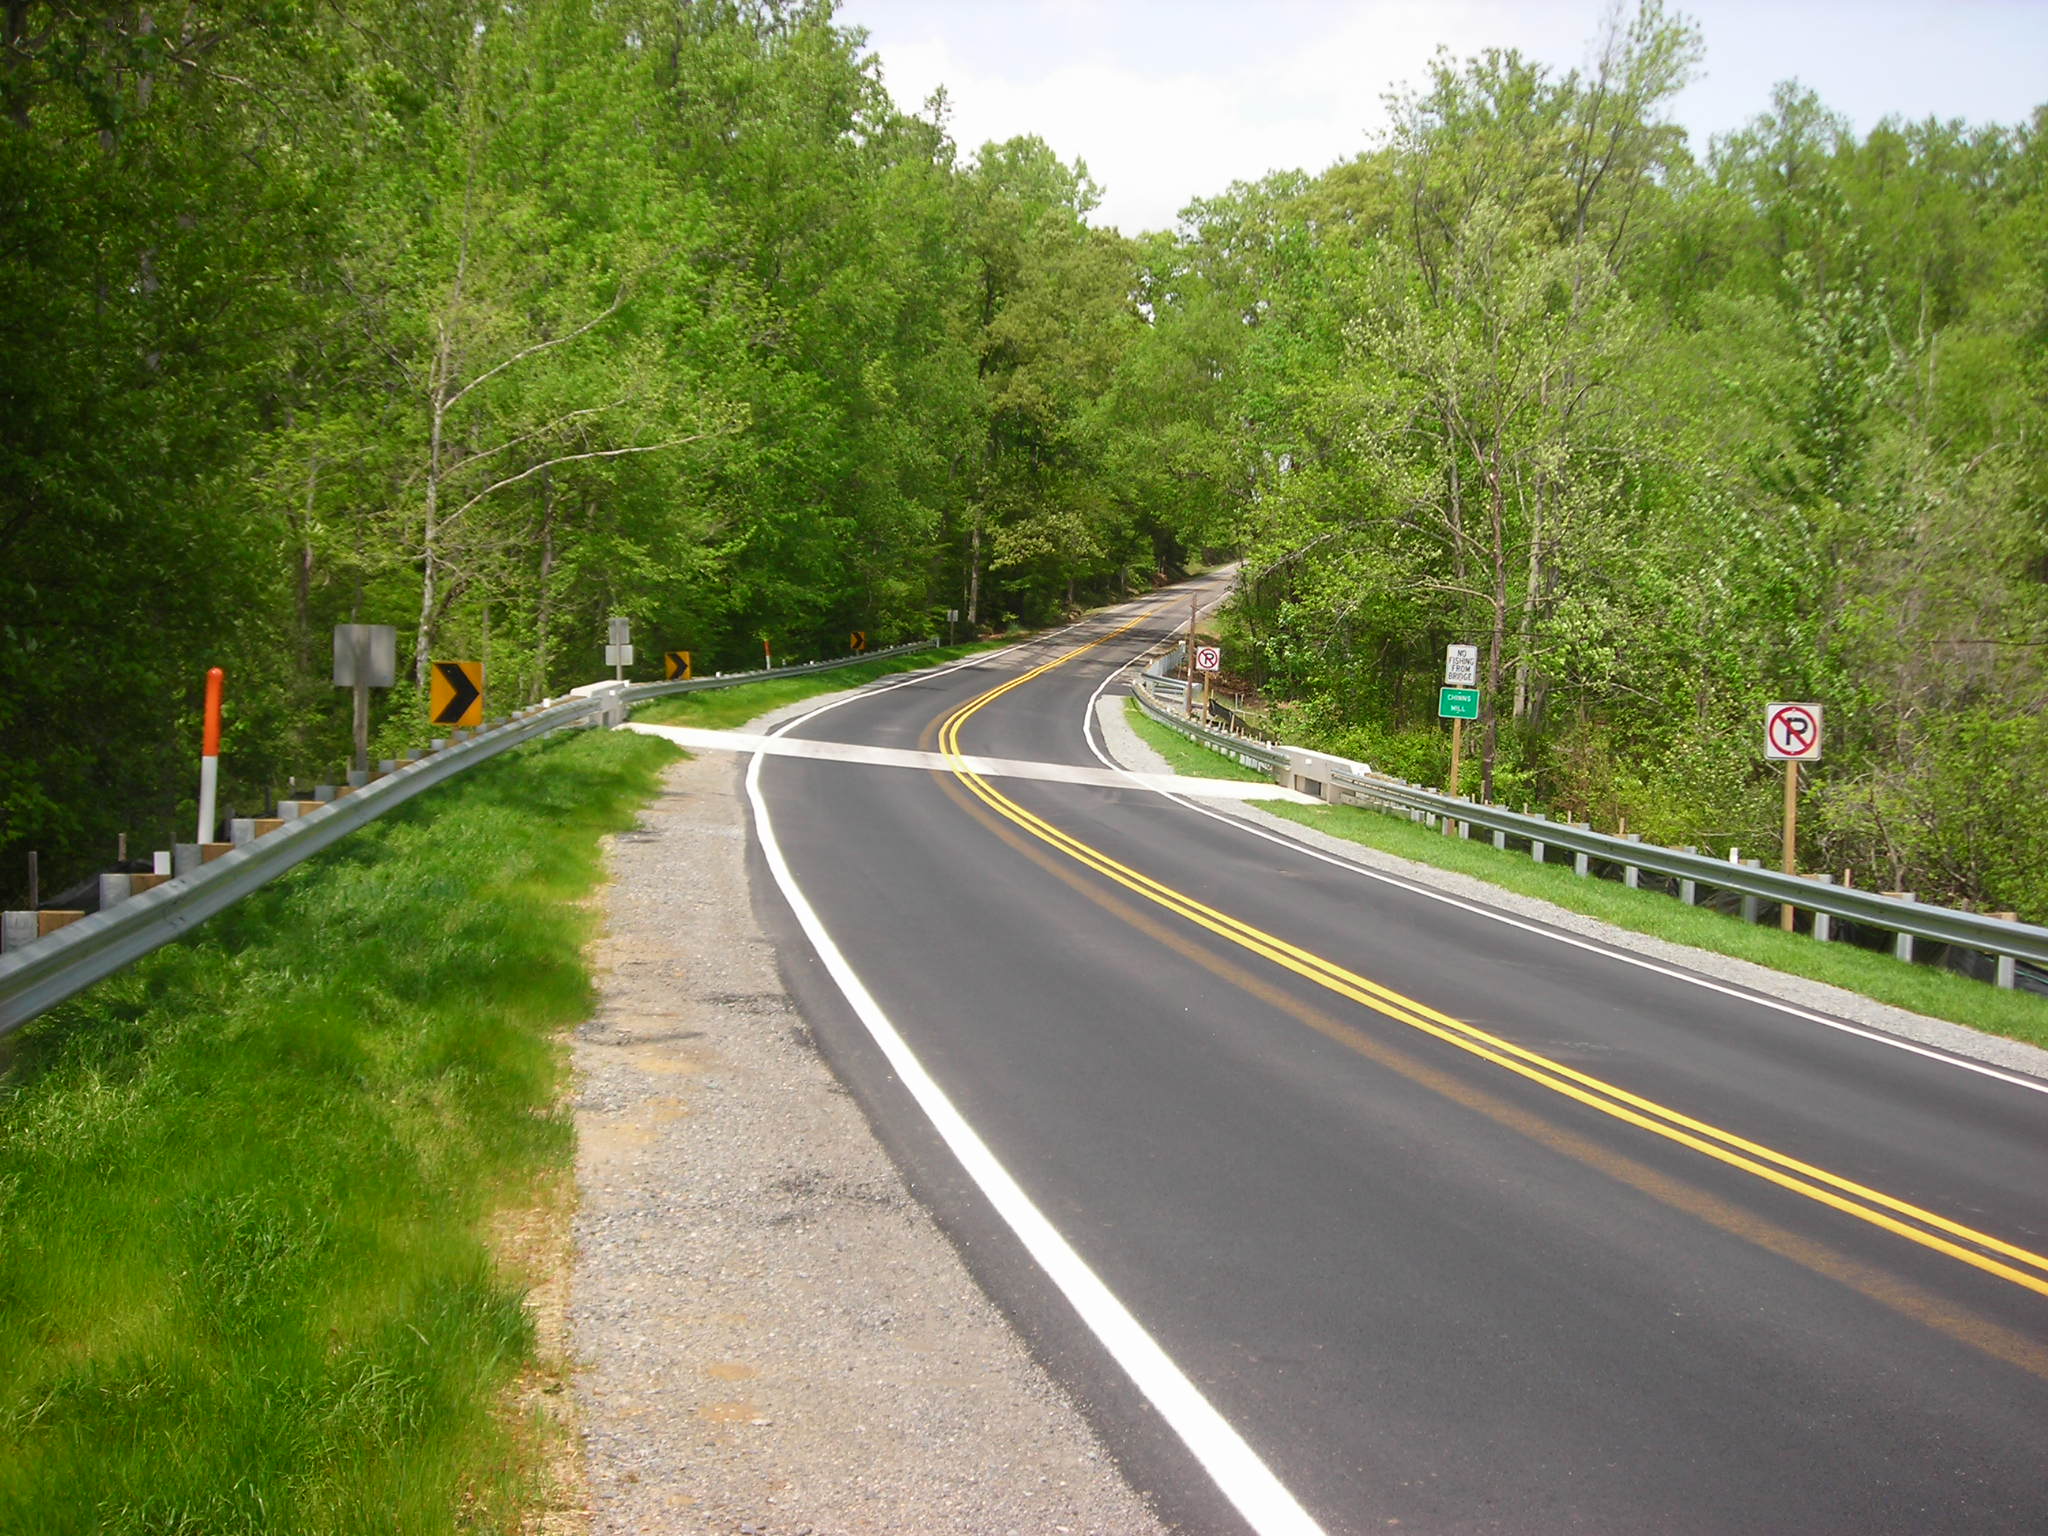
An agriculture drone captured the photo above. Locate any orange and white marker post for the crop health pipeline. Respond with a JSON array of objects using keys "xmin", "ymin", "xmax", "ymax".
[{"xmin": 197, "ymin": 666, "xmax": 224, "ymax": 843}]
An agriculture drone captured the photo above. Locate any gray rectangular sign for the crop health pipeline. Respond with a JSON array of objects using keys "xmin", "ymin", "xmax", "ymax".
[{"xmin": 333, "ymin": 624, "xmax": 396, "ymax": 688}]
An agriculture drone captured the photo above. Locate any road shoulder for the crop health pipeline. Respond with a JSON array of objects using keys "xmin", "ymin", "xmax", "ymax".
[{"xmin": 570, "ymin": 697, "xmax": 1168, "ymax": 1534}]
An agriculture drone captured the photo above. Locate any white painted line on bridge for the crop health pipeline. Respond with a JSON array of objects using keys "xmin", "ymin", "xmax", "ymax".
[{"xmin": 622, "ymin": 721, "xmax": 1316, "ymax": 803}]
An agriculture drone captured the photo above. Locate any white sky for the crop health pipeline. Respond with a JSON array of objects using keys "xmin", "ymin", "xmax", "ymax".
[{"xmin": 832, "ymin": 0, "xmax": 2048, "ymax": 234}]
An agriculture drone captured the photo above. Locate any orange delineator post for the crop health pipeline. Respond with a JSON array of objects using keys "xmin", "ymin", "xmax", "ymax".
[{"xmin": 197, "ymin": 666, "xmax": 224, "ymax": 843}]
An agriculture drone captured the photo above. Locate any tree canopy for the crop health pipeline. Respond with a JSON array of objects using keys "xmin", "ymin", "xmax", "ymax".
[{"xmin": 5, "ymin": 0, "xmax": 2046, "ymax": 923}]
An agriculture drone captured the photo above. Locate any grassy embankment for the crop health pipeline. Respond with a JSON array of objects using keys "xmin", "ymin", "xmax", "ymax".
[
  {"xmin": 0, "ymin": 726, "xmax": 678, "ymax": 1533},
  {"xmin": 1125, "ymin": 700, "xmax": 2048, "ymax": 1049},
  {"xmin": 0, "ymin": 639, "xmax": 1012, "ymax": 1533}
]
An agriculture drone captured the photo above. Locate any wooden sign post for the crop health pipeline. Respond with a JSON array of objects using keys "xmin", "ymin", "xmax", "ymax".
[{"xmin": 1764, "ymin": 703, "xmax": 1823, "ymax": 932}]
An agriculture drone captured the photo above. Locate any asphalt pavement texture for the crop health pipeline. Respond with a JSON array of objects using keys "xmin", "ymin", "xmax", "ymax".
[{"xmin": 746, "ymin": 581, "xmax": 2048, "ymax": 1536}]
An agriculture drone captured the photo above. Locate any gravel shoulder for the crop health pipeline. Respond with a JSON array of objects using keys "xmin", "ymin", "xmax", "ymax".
[
  {"xmin": 569, "ymin": 697, "xmax": 1169, "ymax": 1535},
  {"xmin": 1095, "ymin": 696, "xmax": 2048, "ymax": 1085}
]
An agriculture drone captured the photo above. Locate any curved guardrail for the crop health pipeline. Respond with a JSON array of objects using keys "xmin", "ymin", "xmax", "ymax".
[
  {"xmin": 1129, "ymin": 668, "xmax": 2047, "ymax": 989},
  {"xmin": 0, "ymin": 640, "xmax": 937, "ymax": 1035}
]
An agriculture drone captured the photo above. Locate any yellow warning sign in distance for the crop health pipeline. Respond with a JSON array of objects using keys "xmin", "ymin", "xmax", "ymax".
[
  {"xmin": 429, "ymin": 661, "xmax": 483, "ymax": 727},
  {"xmin": 665, "ymin": 650, "xmax": 692, "ymax": 680}
]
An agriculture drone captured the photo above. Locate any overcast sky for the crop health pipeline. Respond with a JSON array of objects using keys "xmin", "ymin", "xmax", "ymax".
[{"xmin": 832, "ymin": 0, "xmax": 2048, "ymax": 234}]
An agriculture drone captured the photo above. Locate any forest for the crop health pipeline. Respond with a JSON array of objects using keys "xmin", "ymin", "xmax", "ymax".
[{"xmin": 4, "ymin": 0, "xmax": 2046, "ymax": 922}]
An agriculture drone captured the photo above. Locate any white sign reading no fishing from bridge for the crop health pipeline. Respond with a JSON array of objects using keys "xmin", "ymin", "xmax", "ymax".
[
  {"xmin": 1764, "ymin": 702, "xmax": 1823, "ymax": 761},
  {"xmin": 1444, "ymin": 644, "xmax": 1478, "ymax": 687}
]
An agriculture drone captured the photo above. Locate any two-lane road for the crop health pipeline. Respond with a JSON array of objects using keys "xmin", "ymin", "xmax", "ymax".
[{"xmin": 736, "ymin": 585, "xmax": 2048, "ymax": 1534}]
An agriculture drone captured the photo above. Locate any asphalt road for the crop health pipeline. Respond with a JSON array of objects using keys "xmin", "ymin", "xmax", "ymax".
[{"xmin": 743, "ymin": 582, "xmax": 2048, "ymax": 1535}]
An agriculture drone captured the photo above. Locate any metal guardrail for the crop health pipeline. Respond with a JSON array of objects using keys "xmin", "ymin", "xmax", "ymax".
[
  {"xmin": 620, "ymin": 638, "xmax": 935, "ymax": 705},
  {"xmin": 1129, "ymin": 670, "xmax": 2048, "ymax": 989},
  {"xmin": 0, "ymin": 640, "xmax": 938, "ymax": 1034}
]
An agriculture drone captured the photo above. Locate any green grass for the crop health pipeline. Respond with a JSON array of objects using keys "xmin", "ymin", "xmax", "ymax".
[
  {"xmin": 1123, "ymin": 698, "xmax": 1273, "ymax": 782},
  {"xmin": 0, "ymin": 727, "xmax": 679, "ymax": 1535},
  {"xmin": 1126, "ymin": 701, "xmax": 2048, "ymax": 1050},
  {"xmin": 632, "ymin": 640, "xmax": 1011, "ymax": 732}
]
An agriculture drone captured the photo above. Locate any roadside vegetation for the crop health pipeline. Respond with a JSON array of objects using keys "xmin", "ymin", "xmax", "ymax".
[
  {"xmin": 1127, "ymin": 701, "xmax": 2048, "ymax": 1050},
  {"xmin": 10, "ymin": 0, "xmax": 2045, "ymax": 931},
  {"xmin": 0, "ymin": 727, "xmax": 676, "ymax": 1533}
]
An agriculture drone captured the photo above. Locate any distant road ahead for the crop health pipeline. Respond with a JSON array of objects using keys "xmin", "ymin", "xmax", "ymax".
[{"xmin": 743, "ymin": 582, "xmax": 2048, "ymax": 1535}]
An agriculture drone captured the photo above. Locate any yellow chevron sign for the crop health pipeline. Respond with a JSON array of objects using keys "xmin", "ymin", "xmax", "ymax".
[{"xmin": 429, "ymin": 661, "xmax": 483, "ymax": 727}]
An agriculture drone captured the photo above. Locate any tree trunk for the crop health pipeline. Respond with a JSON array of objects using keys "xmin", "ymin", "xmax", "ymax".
[
  {"xmin": 1482, "ymin": 444, "xmax": 1509, "ymax": 802},
  {"xmin": 531, "ymin": 485, "xmax": 559, "ymax": 701},
  {"xmin": 967, "ymin": 508, "xmax": 983, "ymax": 628}
]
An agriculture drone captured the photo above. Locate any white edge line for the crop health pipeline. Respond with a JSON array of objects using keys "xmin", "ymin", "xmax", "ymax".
[
  {"xmin": 739, "ymin": 604, "xmax": 1328, "ymax": 1536},
  {"xmin": 1080, "ymin": 666, "xmax": 2048, "ymax": 1100}
]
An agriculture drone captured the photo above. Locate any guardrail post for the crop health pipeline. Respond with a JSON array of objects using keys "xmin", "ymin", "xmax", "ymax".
[
  {"xmin": 1529, "ymin": 815, "xmax": 1547, "ymax": 866},
  {"xmin": 1678, "ymin": 849, "xmax": 1698, "ymax": 905},
  {"xmin": 1492, "ymin": 828, "xmax": 1506, "ymax": 851},
  {"xmin": 1812, "ymin": 875, "xmax": 1834, "ymax": 942},
  {"xmin": 1891, "ymin": 894, "xmax": 1916, "ymax": 962},
  {"xmin": 1619, "ymin": 833, "xmax": 1642, "ymax": 888},
  {"xmin": 1988, "ymin": 913, "xmax": 2018, "ymax": 988},
  {"xmin": 1572, "ymin": 829, "xmax": 1591, "ymax": 877},
  {"xmin": 1741, "ymin": 860, "xmax": 1763, "ymax": 923}
]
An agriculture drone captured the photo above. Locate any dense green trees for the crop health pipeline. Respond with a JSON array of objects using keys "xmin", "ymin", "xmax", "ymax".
[
  {"xmin": 1154, "ymin": 3, "xmax": 2048, "ymax": 918},
  {"xmin": 6, "ymin": 0, "xmax": 2044, "ymax": 923},
  {"xmin": 1, "ymin": 0, "xmax": 1160, "ymax": 904}
]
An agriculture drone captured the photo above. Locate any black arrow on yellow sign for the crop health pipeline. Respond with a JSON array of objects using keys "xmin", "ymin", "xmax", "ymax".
[
  {"xmin": 429, "ymin": 661, "xmax": 483, "ymax": 727},
  {"xmin": 849, "ymin": 630, "xmax": 868, "ymax": 653},
  {"xmin": 664, "ymin": 650, "xmax": 692, "ymax": 680}
]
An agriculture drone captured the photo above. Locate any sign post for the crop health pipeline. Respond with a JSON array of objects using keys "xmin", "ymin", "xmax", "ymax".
[
  {"xmin": 333, "ymin": 624, "xmax": 396, "ymax": 776},
  {"xmin": 1764, "ymin": 702, "xmax": 1823, "ymax": 931},
  {"xmin": 1438, "ymin": 645, "xmax": 1481, "ymax": 830},
  {"xmin": 947, "ymin": 608, "xmax": 959, "ymax": 645},
  {"xmin": 1441, "ymin": 645, "xmax": 1479, "ymax": 830},
  {"xmin": 1194, "ymin": 645, "xmax": 1221, "ymax": 721},
  {"xmin": 605, "ymin": 617, "xmax": 633, "ymax": 682}
]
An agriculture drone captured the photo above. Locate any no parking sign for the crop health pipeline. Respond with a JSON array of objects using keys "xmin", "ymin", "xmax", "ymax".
[{"xmin": 1764, "ymin": 702, "xmax": 1822, "ymax": 761}]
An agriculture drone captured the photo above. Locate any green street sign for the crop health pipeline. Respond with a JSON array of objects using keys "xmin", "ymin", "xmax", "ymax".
[{"xmin": 1438, "ymin": 687, "xmax": 1479, "ymax": 720}]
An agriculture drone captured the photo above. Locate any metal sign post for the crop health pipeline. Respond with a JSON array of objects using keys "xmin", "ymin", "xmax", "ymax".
[
  {"xmin": 606, "ymin": 617, "xmax": 633, "ymax": 682},
  {"xmin": 1764, "ymin": 703, "xmax": 1823, "ymax": 931}
]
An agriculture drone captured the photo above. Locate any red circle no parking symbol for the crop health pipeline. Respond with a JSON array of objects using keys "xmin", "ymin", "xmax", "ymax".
[{"xmin": 1765, "ymin": 702, "xmax": 1822, "ymax": 761}]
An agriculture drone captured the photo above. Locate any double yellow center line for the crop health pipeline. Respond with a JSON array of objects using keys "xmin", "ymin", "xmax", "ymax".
[{"xmin": 936, "ymin": 610, "xmax": 2048, "ymax": 1303}]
